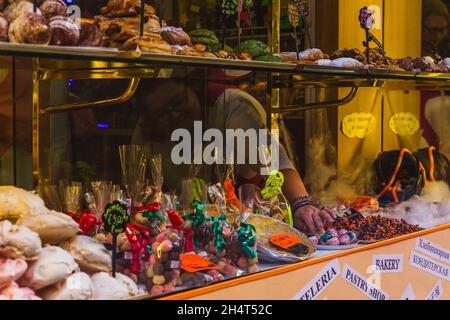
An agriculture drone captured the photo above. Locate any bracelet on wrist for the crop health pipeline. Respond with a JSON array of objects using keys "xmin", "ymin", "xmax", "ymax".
[{"xmin": 291, "ymin": 195, "xmax": 322, "ymax": 212}]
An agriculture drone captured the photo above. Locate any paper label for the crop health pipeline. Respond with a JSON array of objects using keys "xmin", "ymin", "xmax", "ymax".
[
  {"xmin": 415, "ymin": 237, "xmax": 450, "ymax": 265},
  {"xmin": 170, "ymin": 260, "xmax": 180, "ymax": 269},
  {"xmin": 270, "ymin": 234, "xmax": 301, "ymax": 250},
  {"xmin": 341, "ymin": 112, "xmax": 376, "ymax": 139},
  {"xmin": 124, "ymin": 251, "xmax": 133, "ymax": 260},
  {"xmin": 292, "ymin": 259, "xmax": 340, "ymax": 300},
  {"xmin": 341, "ymin": 264, "xmax": 389, "ymax": 300},
  {"xmin": 389, "ymin": 112, "xmax": 420, "ymax": 136},
  {"xmin": 427, "ymin": 280, "xmax": 443, "ymax": 300},
  {"xmin": 400, "ymin": 283, "xmax": 415, "ymax": 300},
  {"xmin": 180, "ymin": 253, "xmax": 221, "ymax": 273},
  {"xmin": 409, "ymin": 251, "xmax": 450, "ymax": 281},
  {"xmin": 372, "ymin": 254, "xmax": 404, "ymax": 273}
]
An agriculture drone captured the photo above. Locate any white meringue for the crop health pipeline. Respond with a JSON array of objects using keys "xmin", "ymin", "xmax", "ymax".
[
  {"xmin": 62, "ymin": 236, "xmax": 112, "ymax": 273},
  {"xmin": 39, "ymin": 272, "xmax": 94, "ymax": 300},
  {"xmin": 0, "ymin": 258, "xmax": 28, "ymax": 289},
  {"xmin": 91, "ymin": 272, "xmax": 129, "ymax": 300},
  {"xmin": 0, "ymin": 281, "xmax": 41, "ymax": 300},
  {"xmin": 20, "ymin": 246, "xmax": 78, "ymax": 290},
  {"xmin": 0, "ymin": 186, "xmax": 48, "ymax": 221},
  {"xmin": 17, "ymin": 210, "xmax": 79, "ymax": 244},
  {"xmin": 0, "ymin": 220, "xmax": 42, "ymax": 260},
  {"xmin": 115, "ymin": 273, "xmax": 139, "ymax": 297}
]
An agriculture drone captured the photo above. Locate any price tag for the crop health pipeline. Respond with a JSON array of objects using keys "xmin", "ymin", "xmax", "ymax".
[
  {"xmin": 102, "ymin": 201, "xmax": 130, "ymax": 235},
  {"xmin": 170, "ymin": 260, "xmax": 180, "ymax": 269},
  {"xmin": 124, "ymin": 251, "xmax": 133, "ymax": 260},
  {"xmin": 180, "ymin": 253, "xmax": 221, "ymax": 272},
  {"xmin": 270, "ymin": 234, "xmax": 301, "ymax": 250}
]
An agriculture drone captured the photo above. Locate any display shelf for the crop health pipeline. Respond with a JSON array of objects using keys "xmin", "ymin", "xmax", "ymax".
[{"xmin": 142, "ymin": 223, "xmax": 449, "ymax": 300}]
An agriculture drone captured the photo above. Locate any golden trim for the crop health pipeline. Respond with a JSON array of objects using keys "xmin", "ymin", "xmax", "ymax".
[
  {"xmin": 32, "ymin": 58, "xmax": 40, "ymax": 187},
  {"xmin": 158, "ymin": 223, "xmax": 450, "ymax": 300}
]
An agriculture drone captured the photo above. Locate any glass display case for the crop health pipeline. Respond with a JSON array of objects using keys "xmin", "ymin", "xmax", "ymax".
[{"xmin": 0, "ymin": 0, "xmax": 449, "ymax": 300}]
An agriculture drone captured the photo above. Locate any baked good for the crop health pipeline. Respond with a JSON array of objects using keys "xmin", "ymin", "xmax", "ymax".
[
  {"xmin": 115, "ymin": 272, "xmax": 139, "ymax": 297},
  {"xmin": 4, "ymin": 1, "xmax": 41, "ymax": 22},
  {"xmin": 49, "ymin": 15, "xmax": 80, "ymax": 46},
  {"xmin": 61, "ymin": 236, "xmax": 111, "ymax": 273},
  {"xmin": 0, "ymin": 13, "xmax": 8, "ymax": 42},
  {"xmin": 0, "ymin": 282, "xmax": 41, "ymax": 300},
  {"xmin": 8, "ymin": 12, "xmax": 51, "ymax": 44},
  {"xmin": 101, "ymin": 0, "xmax": 156, "ymax": 17},
  {"xmin": 19, "ymin": 246, "xmax": 78, "ymax": 290},
  {"xmin": 330, "ymin": 48, "xmax": 365, "ymax": 62},
  {"xmin": 91, "ymin": 272, "xmax": 129, "ymax": 300},
  {"xmin": 0, "ymin": 220, "xmax": 42, "ymax": 260},
  {"xmin": 78, "ymin": 18, "xmax": 103, "ymax": 47},
  {"xmin": 39, "ymin": 0, "xmax": 67, "ymax": 20},
  {"xmin": 189, "ymin": 29, "xmax": 219, "ymax": 46},
  {"xmin": 237, "ymin": 40, "xmax": 270, "ymax": 59},
  {"xmin": 254, "ymin": 55, "xmax": 282, "ymax": 63},
  {"xmin": 39, "ymin": 272, "xmax": 94, "ymax": 300},
  {"xmin": 0, "ymin": 186, "xmax": 48, "ymax": 221},
  {"xmin": 161, "ymin": 26, "xmax": 191, "ymax": 46},
  {"xmin": 0, "ymin": 259, "xmax": 28, "ymax": 289},
  {"xmin": 329, "ymin": 57, "xmax": 363, "ymax": 68},
  {"xmin": 122, "ymin": 34, "xmax": 172, "ymax": 54},
  {"xmin": 16, "ymin": 210, "xmax": 79, "ymax": 244}
]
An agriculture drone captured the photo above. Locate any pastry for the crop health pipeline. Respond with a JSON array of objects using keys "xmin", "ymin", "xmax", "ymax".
[
  {"xmin": 39, "ymin": 272, "xmax": 94, "ymax": 300},
  {"xmin": 16, "ymin": 210, "xmax": 79, "ymax": 244},
  {"xmin": 0, "ymin": 220, "xmax": 42, "ymax": 260},
  {"xmin": 19, "ymin": 246, "xmax": 78, "ymax": 290},
  {"xmin": 122, "ymin": 34, "xmax": 172, "ymax": 54},
  {"xmin": 0, "ymin": 13, "xmax": 8, "ymax": 42},
  {"xmin": 161, "ymin": 26, "xmax": 191, "ymax": 46},
  {"xmin": 0, "ymin": 186, "xmax": 48, "ymax": 221},
  {"xmin": 0, "ymin": 282, "xmax": 41, "ymax": 300},
  {"xmin": 101, "ymin": 0, "xmax": 156, "ymax": 17},
  {"xmin": 115, "ymin": 272, "xmax": 139, "ymax": 297},
  {"xmin": 61, "ymin": 236, "xmax": 112, "ymax": 273},
  {"xmin": 237, "ymin": 40, "xmax": 270, "ymax": 59},
  {"xmin": 329, "ymin": 57, "xmax": 363, "ymax": 68},
  {"xmin": 4, "ymin": 1, "xmax": 41, "ymax": 23},
  {"xmin": 49, "ymin": 15, "xmax": 80, "ymax": 46},
  {"xmin": 8, "ymin": 12, "xmax": 51, "ymax": 45},
  {"xmin": 91, "ymin": 272, "xmax": 129, "ymax": 300},
  {"xmin": 189, "ymin": 29, "xmax": 219, "ymax": 46},
  {"xmin": 39, "ymin": 0, "xmax": 67, "ymax": 20},
  {"xmin": 78, "ymin": 18, "xmax": 103, "ymax": 47},
  {"xmin": 330, "ymin": 48, "xmax": 365, "ymax": 62},
  {"xmin": 0, "ymin": 259, "xmax": 28, "ymax": 289}
]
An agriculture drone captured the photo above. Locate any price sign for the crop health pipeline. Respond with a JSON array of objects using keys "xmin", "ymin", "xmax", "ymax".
[
  {"xmin": 180, "ymin": 253, "xmax": 221, "ymax": 272},
  {"xmin": 102, "ymin": 201, "xmax": 130, "ymax": 235},
  {"xmin": 270, "ymin": 234, "xmax": 301, "ymax": 250}
]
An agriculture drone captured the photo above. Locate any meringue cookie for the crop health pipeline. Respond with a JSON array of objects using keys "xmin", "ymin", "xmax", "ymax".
[
  {"xmin": 17, "ymin": 210, "xmax": 79, "ymax": 244},
  {"xmin": 19, "ymin": 246, "xmax": 78, "ymax": 290},
  {"xmin": 0, "ymin": 186, "xmax": 48, "ymax": 221},
  {"xmin": 91, "ymin": 272, "xmax": 129, "ymax": 300},
  {"xmin": 62, "ymin": 236, "xmax": 112, "ymax": 273},
  {"xmin": 0, "ymin": 282, "xmax": 41, "ymax": 300},
  {"xmin": 0, "ymin": 259, "xmax": 28, "ymax": 289},
  {"xmin": 115, "ymin": 273, "xmax": 139, "ymax": 297},
  {"xmin": 0, "ymin": 220, "xmax": 42, "ymax": 260},
  {"xmin": 329, "ymin": 57, "xmax": 363, "ymax": 68},
  {"xmin": 39, "ymin": 272, "xmax": 94, "ymax": 300}
]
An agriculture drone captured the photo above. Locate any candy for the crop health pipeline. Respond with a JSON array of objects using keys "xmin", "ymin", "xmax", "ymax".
[
  {"xmin": 217, "ymin": 259, "xmax": 227, "ymax": 268},
  {"xmin": 146, "ymin": 264, "xmax": 154, "ymax": 278},
  {"xmin": 152, "ymin": 275, "xmax": 166, "ymax": 285},
  {"xmin": 155, "ymin": 232, "xmax": 168, "ymax": 243},
  {"xmin": 308, "ymin": 236, "xmax": 319, "ymax": 245},
  {"xmin": 248, "ymin": 265, "xmax": 259, "ymax": 274},
  {"xmin": 325, "ymin": 237, "xmax": 340, "ymax": 246},
  {"xmin": 159, "ymin": 253, "xmax": 169, "ymax": 263},
  {"xmin": 207, "ymin": 270, "xmax": 224, "ymax": 281},
  {"xmin": 160, "ymin": 240, "xmax": 173, "ymax": 252},
  {"xmin": 150, "ymin": 285, "xmax": 164, "ymax": 296},
  {"xmin": 163, "ymin": 281, "xmax": 174, "ymax": 293},
  {"xmin": 338, "ymin": 234, "xmax": 351, "ymax": 245},
  {"xmin": 327, "ymin": 229, "xmax": 338, "ymax": 237},
  {"xmin": 215, "ymin": 249, "xmax": 226, "ymax": 258},
  {"xmin": 149, "ymin": 253, "xmax": 157, "ymax": 265},
  {"xmin": 237, "ymin": 256, "xmax": 248, "ymax": 269},
  {"xmin": 337, "ymin": 229, "xmax": 348, "ymax": 236},
  {"xmin": 151, "ymin": 242, "xmax": 161, "ymax": 253},
  {"xmin": 319, "ymin": 233, "xmax": 333, "ymax": 244},
  {"xmin": 347, "ymin": 231, "xmax": 358, "ymax": 243},
  {"xmin": 248, "ymin": 257, "xmax": 258, "ymax": 266},
  {"xmin": 153, "ymin": 264, "xmax": 164, "ymax": 276}
]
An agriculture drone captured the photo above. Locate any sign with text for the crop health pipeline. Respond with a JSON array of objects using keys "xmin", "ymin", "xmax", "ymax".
[
  {"xmin": 415, "ymin": 237, "xmax": 450, "ymax": 265},
  {"xmin": 341, "ymin": 112, "xmax": 376, "ymax": 139},
  {"xmin": 292, "ymin": 259, "xmax": 340, "ymax": 300},
  {"xmin": 341, "ymin": 264, "xmax": 389, "ymax": 300},
  {"xmin": 409, "ymin": 251, "xmax": 450, "ymax": 281},
  {"xmin": 427, "ymin": 280, "xmax": 443, "ymax": 300},
  {"xmin": 372, "ymin": 254, "xmax": 404, "ymax": 273}
]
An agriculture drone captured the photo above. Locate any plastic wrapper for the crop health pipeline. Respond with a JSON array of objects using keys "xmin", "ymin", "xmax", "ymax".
[
  {"xmin": 39, "ymin": 180, "xmax": 63, "ymax": 212},
  {"xmin": 59, "ymin": 181, "xmax": 83, "ymax": 214}
]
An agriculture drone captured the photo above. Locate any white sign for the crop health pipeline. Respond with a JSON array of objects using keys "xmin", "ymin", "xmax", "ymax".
[
  {"xmin": 341, "ymin": 264, "xmax": 389, "ymax": 300},
  {"xmin": 400, "ymin": 283, "xmax": 415, "ymax": 300},
  {"xmin": 372, "ymin": 254, "xmax": 404, "ymax": 273},
  {"xmin": 427, "ymin": 280, "xmax": 443, "ymax": 300},
  {"xmin": 292, "ymin": 259, "xmax": 340, "ymax": 300},
  {"xmin": 410, "ymin": 251, "xmax": 450, "ymax": 281},
  {"xmin": 415, "ymin": 237, "xmax": 450, "ymax": 265}
]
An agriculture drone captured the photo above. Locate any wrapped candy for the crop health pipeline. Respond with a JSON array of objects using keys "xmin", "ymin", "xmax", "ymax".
[
  {"xmin": 225, "ymin": 222, "xmax": 258, "ymax": 274},
  {"xmin": 124, "ymin": 223, "xmax": 152, "ymax": 275}
]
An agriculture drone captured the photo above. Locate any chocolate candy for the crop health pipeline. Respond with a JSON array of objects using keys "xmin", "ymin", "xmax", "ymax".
[
  {"xmin": 160, "ymin": 240, "xmax": 173, "ymax": 253},
  {"xmin": 327, "ymin": 228, "xmax": 338, "ymax": 237},
  {"xmin": 150, "ymin": 284, "xmax": 164, "ymax": 296},
  {"xmin": 338, "ymin": 229, "xmax": 348, "ymax": 236},
  {"xmin": 146, "ymin": 264, "xmax": 154, "ymax": 278},
  {"xmin": 152, "ymin": 275, "xmax": 165, "ymax": 286},
  {"xmin": 326, "ymin": 237, "xmax": 340, "ymax": 246},
  {"xmin": 153, "ymin": 263, "xmax": 164, "ymax": 276},
  {"xmin": 308, "ymin": 236, "xmax": 319, "ymax": 245},
  {"xmin": 338, "ymin": 234, "xmax": 351, "ymax": 245}
]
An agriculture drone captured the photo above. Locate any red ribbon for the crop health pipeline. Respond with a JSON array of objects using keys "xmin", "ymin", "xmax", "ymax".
[
  {"xmin": 167, "ymin": 209, "xmax": 184, "ymax": 227},
  {"xmin": 224, "ymin": 178, "xmax": 240, "ymax": 209},
  {"xmin": 168, "ymin": 225, "xmax": 195, "ymax": 252},
  {"xmin": 67, "ymin": 210, "xmax": 101, "ymax": 235},
  {"xmin": 131, "ymin": 202, "xmax": 161, "ymax": 213},
  {"xmin": 125, "ymin": 223, "xmax": 151, "ymax": 274}
]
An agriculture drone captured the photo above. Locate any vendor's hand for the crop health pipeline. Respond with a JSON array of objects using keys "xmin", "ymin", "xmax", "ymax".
[{"xmin": 293, "ymin": 205, "xmax": 336, "ymax": 235}]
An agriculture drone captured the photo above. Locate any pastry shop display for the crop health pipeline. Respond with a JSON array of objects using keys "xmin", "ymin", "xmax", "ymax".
[
  {"xmin": 8, "ymin": 12, "xmax": 51, "ymax": 44},
  {"xmin": 78, "ymin": 18, "xmax": 103, "ymax": 47},
  {"xmin": 61, "ymin": 235, "xmax": 112, "ymax": 274},
  {"xmin": 39, "ymin": 272, "xmax": 94, "ymax": 300},
  {"xmin": 0, "ymin": 258, "xmax": 28, "ymax": 289},
  {"xmin": 100, "ymin": 0, "xmax": 156, "ymax": 18},
  {"xmin": 312, "ymin": 228, "xmax": 359, "ymax": 250},
  {"xmin": 39, "ymin": 0, "xmax": 67, "ymax": 20},
  {"xmin": 19, "ymin": 246, "xmax": 78, "ymax": 290},
  {"xmin": 49, "ymin": 15, "xmax": 80, "ymax": 46},
  {"xmin": 0, "ymin": 220, "xmax": 42, "ymax": 260},
  {"xmin": 90, "ymin": 272, "xmax": 130, "ymax": 300},
  {"xmin": 3, "ymin": 1, "xmax": 40, "ymax": 23},
  {"xmin": 0, "ymin": 186, "xmax": 48, "ymax": 221},
  {"xmin": 121, "ymin": 34, "xmax": 172, "ymax": 54},
  {"xmin": 16, "ymin": 210, "xmax": 79, "ymax": 245}
]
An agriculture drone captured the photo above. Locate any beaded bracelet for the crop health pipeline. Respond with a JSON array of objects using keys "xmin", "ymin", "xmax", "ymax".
[{"xmin": 291, "ymin": 195, "xmax": 322, "ymax": 213}]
